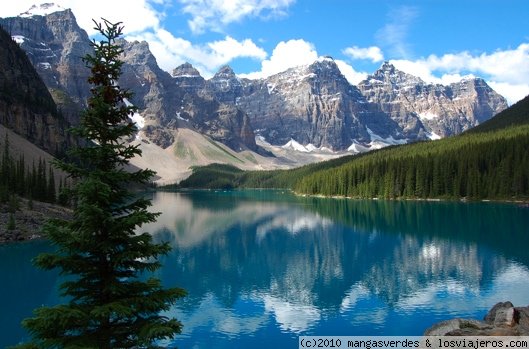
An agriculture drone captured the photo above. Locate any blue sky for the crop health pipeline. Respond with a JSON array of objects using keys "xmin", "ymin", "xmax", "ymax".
[{"xmin": 3, "ymin": 0, "xmax": 529, "ymax": 104}]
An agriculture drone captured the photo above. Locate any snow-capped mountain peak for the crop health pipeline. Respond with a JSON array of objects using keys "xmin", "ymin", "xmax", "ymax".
[{"xmin": 20, "ymin": 3, "xmax": 66, "ymax": 17}]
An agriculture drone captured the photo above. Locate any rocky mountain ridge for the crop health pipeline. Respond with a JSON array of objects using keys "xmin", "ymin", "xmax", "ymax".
[
  {"xmin": 0, "ymin": 5, "xmax": 509, "ymax": 181},
  {"xmin": 0, "ymin": 24, "xmax": 71, "ymax": 156},
  {"xmin": 358, "ymin": 62, "xmax": 508, "ymax": 139}
]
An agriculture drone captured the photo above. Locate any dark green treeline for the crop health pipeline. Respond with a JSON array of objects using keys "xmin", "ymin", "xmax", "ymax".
[
  {"xmin": 295, "ymin": 125, "xmax": 529, "ymax": 200},
  {"xmin": 0, "ymin": 135, "xmax": 65, "ymax": 205}
]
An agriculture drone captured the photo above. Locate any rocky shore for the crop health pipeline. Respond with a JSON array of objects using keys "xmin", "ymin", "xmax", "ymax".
[
  {"xmin": 425, "ymin": 302, "xmax": 529, "ymax": 335},
  {"xmin": 0, "ymin": 197, "xmax": 72, "ymax": 243}
]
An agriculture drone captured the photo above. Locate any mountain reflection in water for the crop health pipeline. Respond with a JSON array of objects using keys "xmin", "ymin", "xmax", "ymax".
[
  {"xmin": 2, "ymin": 190, "xmax": 528, "ymax": 349},
  {"xmin": 139, "ymin": 191, "xmax": 529, "ymax": 347}
]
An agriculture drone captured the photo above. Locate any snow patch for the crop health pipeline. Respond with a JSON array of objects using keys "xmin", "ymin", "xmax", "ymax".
[
  {"xmin": 176, "ymin": 112, "xmax": 189, "ymax": 122},
  {"xmin": 348, "ymin": 129, "xmax": 408, "ymax": 154},
  {"xmin": 418, "ymin": 111, "xmax": 439, "ymax": 121},
  {"xmin": 38, "ymin": 62, "xmax": 51, "ymax": 70},
  {"xmin": 12, "ymin": 35, "xmax": 25, "ymax": 44},
  {"xmin": 366, "ymin": 127, "xmax": 407, "ymax": 147},
  {"xmin": 426, "ymin": 131, "xmax": 442, "ymax": 140},
  {"xmin": 20, "ymin": 3, "xmax": 66, "ymax": 17},
  {"xmin": 347, "ymin": 141, "xmax": 370, "ymax": 154},
  {"xmin": 316, "ymin": 56, "xmax": 335, "ymax": 63},
  {"xmin": 123, "ymin": 98, "xmax": 145, "ymax": 129},
  {"xmin": 305, "ymin": 144, "xmax": 318, "ymax": 152},
  {"xmin": 282, "ymin": 139, "xmax": 310, "ymax": 153},
  {"xmin": 174, "ymin": 74, "xmax": 201, "ymax": 78}
]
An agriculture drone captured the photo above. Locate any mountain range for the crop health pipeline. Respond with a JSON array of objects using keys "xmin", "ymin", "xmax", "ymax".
[{"xmin": 0, "ymin": 4, "xmax": 509, "ymax": 184}]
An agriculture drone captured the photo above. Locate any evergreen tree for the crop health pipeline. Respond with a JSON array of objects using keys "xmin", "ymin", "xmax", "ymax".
[
  {"xmin": 16, "ymin": 19, "xmax": 185, "ymax": 349},
  {"xmin": 7, "ymin": 213, "xmax": 16, "ymax": 230}
]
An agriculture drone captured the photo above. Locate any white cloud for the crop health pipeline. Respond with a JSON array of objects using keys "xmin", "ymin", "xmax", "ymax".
[
  {"xmin": 334, "ymin": 60, "xmax": 368, "ymax": 85},
  {"xmin": 178, "ymin": 0, "xmax": 296, "ymax": 34},
  {"xmin": 390, "ymin": 43, "xmax": 529, "ymax": 105},
  {"xmin": 376, "ymin": 6, "xmax": 418, "ymax": 59},
  {"xmin": 241, "ymin": 39, "xmax": 369, "ymax": 85},
  {"xmin": 128, "ymin": 30, "xmax": 266, "ymax": 77},
  {"xmin": 1, "ymin": 0, "xmax": 163, "ymax": 36},
  {"xmin": 240, "ymin": 39, "xmax": 318, "ymax": 79},
  {"xmin": 343, "ymin": 46, "xmax": 384, "ymax": 63},
  {"xmin": 488, "ymin": 82, "xmax": 529, "ymax": 106}
]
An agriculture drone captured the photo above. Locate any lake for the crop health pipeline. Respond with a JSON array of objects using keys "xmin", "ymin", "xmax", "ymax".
[{"xmin": 1, "ymin": 190, "xmax": 529, "ymax": 348}]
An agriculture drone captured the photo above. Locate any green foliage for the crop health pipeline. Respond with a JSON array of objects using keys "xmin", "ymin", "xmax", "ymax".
[
  {"xmin": 7, "ymin": 213, "xmax": 16, "ymax": 230},
  {"xmin": 15, "ymin": 19, "xmax": 185, "ymax": 349},
  {"xmin": 0, "ymin": 134, "xmax": 57, "ymax": 204},
  {"xmin": 8, "ymin": 194, "xmax": 19, "ymax": 213},
  {"xmin": 293, "ymin": 124, "xmax": 529, "ymax": 200}
]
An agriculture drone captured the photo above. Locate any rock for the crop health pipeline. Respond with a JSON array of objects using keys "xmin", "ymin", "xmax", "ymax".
[
  {"xmin": 425, "ymin": 302, "xmax": 529, "ymax": 336},
  {"xmin": 424, "ymin": 319, "xmax": 492, "ymax": 336},
  {"xmin": 357, "ymin": 62, "xmax": 508, "ymax": 140},
  {"xmin": 0, "ymin": 25, "xmax": 73, "ymax": 156},
  {"xmin": 515, "ymin": 306, "xmax": 529, "ymax": 335},
  {"xmin": 232, "ymin": 58, "xmax": 396, "ymax": 150},
  {"xmin": 0, "ymin": 8, "xmax": 93, "ymax": 124},
  {"xmin": 484, "ymin": 301, "xmax": 514, "ymax": 324},
  {"xmin": 494, "ymin": 307, "xmax": 516, "ymax": 327}
]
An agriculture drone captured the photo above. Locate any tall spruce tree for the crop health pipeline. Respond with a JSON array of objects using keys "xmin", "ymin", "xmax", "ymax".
[{"xmin": 16, "ymin": 19, "xmax": 185, "ymax": 349}]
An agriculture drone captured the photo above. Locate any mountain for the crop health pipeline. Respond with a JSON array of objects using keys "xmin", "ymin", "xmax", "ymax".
[
  {"xmin": 181, "ymin": 94, "xmax": 529, "ymax": 200},
  {"xmin": 205, "ymin": 58, "xmax": 507, "ymax": 151},
  {"xmin": 220, "ymin": 57, "xmax": 403, "ymax": 151},
  {"xmin": 0, "ymin": 5, "xmax": 92, "ymax": 124},
  {"xmin": 0, "ymin": 7, "xmax": 260, "ymax": 154},
  {"xmin": 0, "ymin": 5, "xmax": 511, "ymax": 184},
  {"xmin": 466, "ymin": 94, "xmax": 529, "ymax": 133},
  {"xmin": 0, "ymin": 24, "xmax": 71, "ymax": 156},
  {"xmin": 357, "ymin": 62, "xmax": 508, "ymax": 139},
  {"xmin": 289, "ymin": 96, "xmax": 529, "ymax": 199}
]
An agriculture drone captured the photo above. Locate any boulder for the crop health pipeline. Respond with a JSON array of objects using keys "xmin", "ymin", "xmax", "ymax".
[{"xmin": 425, "ymin": 302, "xmax": 529, "ymax": 336}]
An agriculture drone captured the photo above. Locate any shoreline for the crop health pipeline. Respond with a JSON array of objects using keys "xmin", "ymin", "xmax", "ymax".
[
  {"xmin": 0, "ymin": 197, "xmax": 72, "ymax": 244},
  {"xmin": 425, "ymin": 302, "xmax": 529, "ymax": 335}
]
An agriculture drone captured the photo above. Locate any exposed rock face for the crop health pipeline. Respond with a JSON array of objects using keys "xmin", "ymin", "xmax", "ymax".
[
  {"xmin": 425, "ymin": 301, "xmax": 529, "ymax": 335},
  {"xmin": 358, "ymin": 62, "xmax": 508, "ymax": 139},
  {"xmin": 0, "ymin": 25, "xmax": 71, "ymax": 155},
  {"xmin": 172, "ymin": 62, "xmax": 206, "ymax": 93},
  {"xmin": 118, "ymin": 39, "xmax": 178, "ymax": 148},
  {"xmin": 0, "ymin": 7, "xmax": 92, "ymax": 124},
  {"xmin": 216, "ymin": 57, "xmax": 402, "ymax": 150},
  {"xmin": 207, "ymin": 65, "xmax": 242, "ymax": 104},
  {"xmin": 117, "ymin": 45, "xmax": 258, "ymax": 151},
  {"xmin": 1, "ymin": 8, "xmax": 258, "ymax": 153},
  {"xmin": 1, "ymin": 8, "xmax": 509, "ymax": 158}
]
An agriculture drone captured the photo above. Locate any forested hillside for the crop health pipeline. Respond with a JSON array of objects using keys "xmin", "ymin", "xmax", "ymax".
[{"xmin": 178, "ymin": 95, "xmax": 529, "ymax": 201}]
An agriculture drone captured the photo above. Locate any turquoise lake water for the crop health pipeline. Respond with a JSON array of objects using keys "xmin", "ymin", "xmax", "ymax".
[{"xmin": 1, "ymin": 190, "xmax": 529, "ymax": 348}]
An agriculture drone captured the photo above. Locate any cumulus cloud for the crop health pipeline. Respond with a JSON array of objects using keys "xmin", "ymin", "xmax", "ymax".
[
  {"xmin": 334, "ymin": 60, "xmax": 368, "ymax": 85},
  {"xmin": 178, "ymin": 0, "xmax": 296, "ymax": 34},
  {"xmin": 391, "ymin": 43, "xmax": 529, "ymax": 104},
  {"xmin": 343, "ymin": 46, "xmax": 384, "ymax": 63},
  {"xmin": 1, "ymin": 0, "xmax": 163, "ymax": 35},
  {"xmin": 240, "ymin": 39, "xmax": 369, "ymax": 85},
  {"xmin": 129, "ymin": 30, "xmax": 266, "ymax": 77},
  {"xmin": 240, "ymin": 39, "xmax": 318, "ymax": 79}
]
